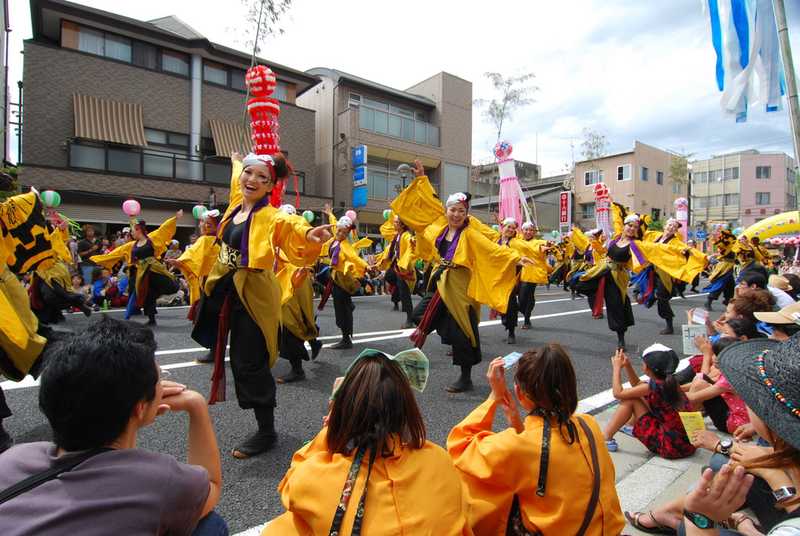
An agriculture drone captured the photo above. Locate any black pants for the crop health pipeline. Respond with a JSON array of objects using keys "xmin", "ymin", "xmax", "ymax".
[
  {"xmin": 395, "ymin": 278, "xmax": 413, "ymax": 317},
  {"xmin": 280, "ymin": 328, "xmax": 308, "ymax": 368},
  {"xmin": 35, "ymin": 279, "xmax": 84, "ymax": 324},
  {"xmin": 655, "ymin": 276, "xmax": 674, "ymax": 321},
  {"xmin": 501, "ymin": 284, "xmax": 519, "ymax": 333},
  {"xmin": 0, "ymin": 386, "xmax": 10, "ymax": 420},
  {"xmin": 413, "ymin": 291, "xmax": 482, "ymax": 366},
  {"xmin": 332, "ymin": 283, "xmax": 354, "ymax": 337},
  {"xmin": 518, "ymin": 283, "xmax": 536, "ymax": 323},
  {"xmin": 228, "ymin": 293, "xmax": 277, "ymax": 410}
]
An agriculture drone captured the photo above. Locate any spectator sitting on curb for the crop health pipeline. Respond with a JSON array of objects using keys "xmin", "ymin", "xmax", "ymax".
[{"xmin": 0, "ymin": 317, "xmax": 227, "ymax": 536}]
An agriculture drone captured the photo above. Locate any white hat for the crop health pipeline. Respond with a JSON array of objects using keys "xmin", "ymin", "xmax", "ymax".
[
  {"xmin": 336, "ymin": 216, "xmax": 353, "ymax": 229},
  {"xmin": 521, "ymin": 221, "xmax": 536, "ymax": 230},
  {"xmin": 279, "ymin": 204, "xmax": 296, "ymax": 215},
  {"xmin": 202, "ymin": 209, "xmax": 221, "ymax": 220},
  {"xmin": 587, "ymin": 228, "xmax": 602, "ymax": 236},
  {"xmin": 242, "ymin": 153, "xmax": 275, "ymax": 168},
  {"xmin": 122, "ymin": 227, "xmax": 130, "ymax": 233},
  {"xmin": 446, "ymin": 192, "xmax": 468, "ymax": 208},
  {"xmin": 502, "ymin": 217, "xmax": 517, "ymax": 227},
  {"xmin": 624, "ymin": 214, "xmax": 640, "ymax": 225}
]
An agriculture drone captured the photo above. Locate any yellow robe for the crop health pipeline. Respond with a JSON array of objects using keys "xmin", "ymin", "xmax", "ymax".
[
  {"xmin": 264, "ymin": 428, "xmax": 474, "ymax": 536},
  {"xmin": 375, "ymin": 229, "xmax": 417, "ymax": 285},
  {"xmin": 275, "ymin": 254, "xmax": 318, "ymax": 342},
  {"xmin": 323, "ymin": 237, "xmax": 368, "ymax": 295},
  {"xmin": 0, "ymin": 192, "xmax": 55, "ymax": 274},
  {"xmin": 91, "ymin": 216, "xmax": 178, "ymax": 270},
  {"xmin": 447, "ymin": 399, "xmax": 625, "ymax": 536},
  {"xmin": 175, "ymin": 235, "xmax": 220, "ymax": 306}
]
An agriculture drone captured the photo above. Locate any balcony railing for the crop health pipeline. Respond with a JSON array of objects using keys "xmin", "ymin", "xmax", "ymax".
[{"xmin": 67, "ymin": 139, "xmax": 306, "ymax": 192}]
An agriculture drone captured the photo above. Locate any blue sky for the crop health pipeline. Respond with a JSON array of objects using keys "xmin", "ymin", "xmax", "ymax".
[{"xmin": 8, "ymin": 0, "xmax": 800, "ymax": 175}]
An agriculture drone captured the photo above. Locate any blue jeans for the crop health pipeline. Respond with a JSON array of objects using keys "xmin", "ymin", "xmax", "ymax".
[
  {"xmin": 192, "ymin": 511, "xmax": 228, "ymax": 536},
  {"xmin": 81, "ymin": 265, "xmax": 95, "ymax": 287}
]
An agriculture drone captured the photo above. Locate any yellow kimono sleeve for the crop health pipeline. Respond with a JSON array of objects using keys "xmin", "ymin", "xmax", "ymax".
[
  {"xmin": 226, "ymin": 160, "xmax": 243, "ymax": 218},
  {"xmin": 570, "ymin": 226, "xmax": 590, "ymax": 254},
  {"xmin": 415, "ymin": 217, "xmax": 447, "ymax": 263},
  {"xmin": 175, "ymin": 236, "xmax": 218, "ymax": 280},
  {"xmin": 352, "ymin": 237, "xmax": 373, "ymax": 251},
  {"xmin": 148, "ymin": 216, "xmax": 178, "ymax": 257},
  {"xmin": 469, "ymin": 215, "xmax": 500, "ymax": 242},
  {"xmin": 611, "ymin": 202, "xmax": 625, "ymax": 238},
  {"xmin": 390, "ymin": 175, "xmax": 444, "ymax": 233},
  {"xmin": 374, "ymin": 246, "xmax": 391, "ymax": 270},
  {"xmin": 336, "ymin": 240, "xmax": 368, "ymax": 279},
  {"xmin": 0, "ymin": 192, "xmax": 55, "ymax": 274},
  {"xmin": 591, "ymin": 238, "xmax": 607, "ymax": 259},
  {"xmin": 518, "ymin": 239, "xmax": 550, "ymax": 284},
  {"xmin": 91, "ymin": 241, "xmax": 133, "ymax": 270},
  {"xmin": 327, "ymin": 211, "xmax": 337, "ymax": 226},
  {"xmin": 397, "ymin": 232, "xmax": 417, "ymax": 273},
  {"xmin": 272, "ymin": 212, "xmax": 322, "ymax": 267},
  {"xmin": 461, "ymin": 226, "xmax": 521, "ymax": 312},
  {"xmin": 380, "ymin": 212, "xmax": 397, "ymax": 242},
  {"xmin": 50, "ymin": 227, "xmax": 73, "ymax": 264},
  {"xmin": 632, "ymin": 240, "xmax": 707, "ymax": 283}
]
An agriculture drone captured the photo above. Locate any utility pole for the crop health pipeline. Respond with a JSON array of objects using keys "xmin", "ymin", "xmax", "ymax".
[{"xmin": 774, "ymin": 0, "xmax": 800, "ymax": 171}]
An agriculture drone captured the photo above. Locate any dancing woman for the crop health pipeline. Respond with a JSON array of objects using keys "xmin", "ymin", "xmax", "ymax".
[
  {"xmin": 394, "ymin": 161, "xmax": 532, "ymax": 392},
  {"xmin": 92, "ymin": 212, "xmax": 181, "ymax": 326},
  {"xmin": 375, "ymin": 213, "xmax": 417, "ymax": 328},
  {"xmin": 703, "ymin": 228, "xmax": 737, "ymax": 311},
  {"xmin": 518, "ymin": 222, "xmax": 551, "ymax": 329},
  {"xmin": 191, "ymin": 153, "xmax": 331, "ymax": 459}
]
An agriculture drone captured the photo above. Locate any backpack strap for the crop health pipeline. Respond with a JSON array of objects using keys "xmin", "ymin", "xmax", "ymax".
[
  {"xmin": 575, "ymin": 417, "xmax": 602, "ymax": 536},
  {"xmin": 0, "ymin": 447, "xmax": 111, "ymax": 505}
]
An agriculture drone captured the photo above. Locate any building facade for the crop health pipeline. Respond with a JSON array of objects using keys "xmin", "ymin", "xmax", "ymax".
[
  {"xmin": 469, "ymin": 160, "xmax": 541, "ymax": 198},
  {"xmin": 690, "ymin": 150, "xmax": 797, "ymax": 230},
  {"xmin": 21, "ymin": 0, "xmax": 326, "ymax": 237},
  {"xmin": 573, "ymin": 141, "xmax": 686, "ymax": 229},
  {"xmin": 297, "ymin": 68, "xmax": 471, "ymax": 237}
]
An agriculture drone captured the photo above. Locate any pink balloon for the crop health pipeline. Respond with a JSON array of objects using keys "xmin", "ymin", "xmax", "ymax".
[
  {"xmin": 345, "ymin": 210, "xmax": 357, "ymax": 222},
  {"xmin": 122, "ymin": 199, "xmax": 141, "ymax": 217}
]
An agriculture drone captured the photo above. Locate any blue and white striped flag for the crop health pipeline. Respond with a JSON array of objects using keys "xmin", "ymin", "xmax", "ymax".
[{"xmin": 705, "ymin": 0, "xmax": 785, "ymax": 122}]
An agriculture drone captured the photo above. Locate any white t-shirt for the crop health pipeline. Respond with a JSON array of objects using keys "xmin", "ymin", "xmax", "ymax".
[{"xmin": 768, "ymin": 286, "xmax": 796, "ymax": 309}]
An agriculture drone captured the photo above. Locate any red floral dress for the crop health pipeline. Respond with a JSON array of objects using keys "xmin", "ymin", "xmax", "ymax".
[{"xmin": 633, "ymin": 379, "xmax": 696, "ymax": 459}]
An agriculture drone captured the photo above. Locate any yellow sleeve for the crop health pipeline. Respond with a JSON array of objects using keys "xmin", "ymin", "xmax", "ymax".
[
  {"xmin": 414, "ymin": 218, "xmax": 447, "ymax": 263},
  {"xmin": 462, "ymin": 226, "xmax": 521, "ymax": 312},
  {"xmin": 229, "ymin": 160, "xmax": 243, "ymax": 212},
  {"xmin": 277, "ymin": 427, "xmax": 331, "ymax": 508},
  {"xmin": 379, "ymin": 212, "xmax": 397, "ymax": 242},
  {"xmin": 570, "ymin": 226, "xmax": 590, "ymax": 254},
  {"xmin": 50, "ymin": 228, "xmax": 72, "ymax": 263},
  {"xmin": 611, "ymin": 202, "xmax": 625, "ymax": 238},
  {"xmin": 148, "ymin": 216, "xmax": 177, "ymax": 257},
  {"xmin": 632, "ymin": 240, "xmax": 707, "ymax": 283},
  {"xmin": 591, "ymin": 238, "xmax": 607, "ymax": 258},
  {"xmin": 397, "ymin": 232, "xmax": 417, "ymax": 273},
  {"xmin": 447, "ymin": 399, "xmax": 521, "ymax": 487},
  {"xmin": 327, "ymin": 211, "xmax": 337, "ymax": 226},
  {"xmin": 90, "ymin": 241, "xmax": 133, "ymax": 269},
  {"xmin": 642, "ymin": 230, "xmax": 661, "ymax": 243},
  {"xmin": 374, "ymin": 246, "xmax": 391, "ymax": 270},
  {"xmin": 468, "ymin": 215, "xmax": 500, "ymax": 242},
  {"xmin": 0, "ymin": 192, "xmax": 55, "ymax": 274},
  {"xmin": 351, "ymin": 237, "xmax": 373, "ymax": 251},
  {"xmin": 336, "ymin": 240, "xmax": 368, "ymax": 278},
  {"xmin": 175, "ymin": 236, "xmax": 218, "ymax": 280},
  {"xmin": 272, "ymin": 212, "xmax": 322, "ymax": 267},
  {"xmin": 390, "ymin": 175, "xmax": 444, "ymax": 233}
]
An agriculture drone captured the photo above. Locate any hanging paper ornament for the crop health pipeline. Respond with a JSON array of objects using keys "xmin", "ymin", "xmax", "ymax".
[
  {"xmin": 246, "ymin": 65, "xmax": 282, "ymax": 155},
  {"xmin": 593, "ymin": 183, "xmax": 612, "ymax": 240},
  {"xmin": 41, "ymin": 190, "xmax": 61, "ymax": 208},
  {"xmin": 345, "ymin": 210, "xmax": 357, "ymax": 222},
  {"xmin": 383, "ymin": 209, "xmax": 392, "ymax": 221},
  {"xmin": 302, "ymin": 210, "xmax": 315, "ymax": 223},
  {"xmin": 192, "ymin": 205, "xmax": 208, "ymax": 220},
  {"xmin": 493, "ymin": 140, "xmax": 513, "ymax": 160},
  {"xmin": 122, "ymin": 199, "xmax": 141, "ymax": 217}
]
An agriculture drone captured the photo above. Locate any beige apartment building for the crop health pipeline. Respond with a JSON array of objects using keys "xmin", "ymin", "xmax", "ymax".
[
  {"xmin": 573, "ymin": 141, "xmax": 685, "ymax": 229},
  {"xmin": 298, "ymin": 68, "xmax": 472, "ymax": 237}
]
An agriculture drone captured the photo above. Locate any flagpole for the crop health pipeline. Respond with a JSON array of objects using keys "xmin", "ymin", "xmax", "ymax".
[{"xmin": 774, "ymin": 0, "xmax": 800, "ymax": 168}]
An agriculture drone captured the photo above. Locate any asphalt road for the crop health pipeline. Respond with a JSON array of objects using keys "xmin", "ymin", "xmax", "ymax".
[{"xmin": 1, "ymin": 285, "xmax": 709, "ymax": 533}]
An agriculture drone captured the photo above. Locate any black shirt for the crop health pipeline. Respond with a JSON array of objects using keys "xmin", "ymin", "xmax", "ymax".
[
  {"xmin": 132, "ymin": 240, "xmax": 155, "ymax": 263},
  {"xmin": 608, "ymin": 241, "xmax": 632, "ymax": 263},
  {"xmin": 222, "ymin": 220, "xmax": 246, "ymax": 250},
  {"xmin": 77, "ymin": 238, "xmax": 99, "ymax": 265}
]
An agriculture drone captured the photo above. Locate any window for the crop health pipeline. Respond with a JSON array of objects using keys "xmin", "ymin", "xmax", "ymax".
[
  {"xmin": 710, "ymin": 169, "xmax": 723, "ymax": 181},
  {"xmin": 349, "ymin": 93, "xmax": 362, "ymax": 106},
  {"xmin": 756, "ymin": 192, "xmax": 771, "ymax": 205},
  {"xmin": 162, "ymin": 50, "xmax": 190, "ymax": 76},
  {"xmin": 132, "ymin": 42, "xmax": 158, "ymax": 70},
  {"xmin": 373, "ymin": 110, "xmax": 388, "ymax": 134},
  {"xmin": 231, "ymin": 69, "xmax": 246, "ymax": 91},
  {"xmin": 104, "ymin": 34, "xmax": 132, "ymax": 62},
  {"xmin": 367, "ymin": 157, "xmax": 416, "ymax": 200},
  {"xmin": 580, "ymin": 202, "xmax": 595, "ymax": 220},
  {"xmin": 358, "ymin": 97, "xmax": 439, "ymax": 146},
  {"xmin": 672, "ymin": 182, "xmax": 682, "ymax": 194},
  {"xmin": 641, "ymin": 166, "xmax": 649, "ymax": 181},
  {"xmin": 359, "ymin": 107, "xmax": 374, "ymax": 130},
  {"xmin": 76, "ymin": 26, "xmax": 104, "ymax": 56},
  {"xmin": 69, "ymin": 143, "xmax": 105, "ymax": 170},
  {"xmin": 203, "ymin": 61, "xmax": 228, "ymax": 85},
  {"xmin": 584, "ymin": 169, "xmax": 602, "ymax": 186},
  {"xmin": 724, "ymin": 167, "xmax": 739, "ymax": 180},
  {"xmin": 756, "ymin": 165, "xmax": 771, "ymax": 179},
  {"xmin": 144, "ymin": 128, "xmax": 189, "ymax": 151},
  {"xmin": 617, "ymin": 164, "xmax": 631, "ymax": 181},
  {"xmin": 724, "ymin": 193, "xmax": 739, "ymax": 205},
  {"xmin": 388, "ymin": 114, "xmax": 402, "ymax": 137},
  {"xmin": 656, "ymin": 170, "xmax": 664, "ymax": 185},
  {"xmin": 107, "ymin": 148, "xmax": 141, "ymax": 174},
  {"xmin": 284, "ymin": 173, "xmax": 306, "ymax": 194}
]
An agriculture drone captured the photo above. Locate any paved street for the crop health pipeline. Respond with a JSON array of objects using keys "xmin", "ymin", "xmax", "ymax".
[{"xmin": 2, "ymin": 286, "xmax": 709, "ymax": 533}]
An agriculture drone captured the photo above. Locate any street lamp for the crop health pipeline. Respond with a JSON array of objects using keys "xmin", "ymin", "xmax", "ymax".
[
  {"xmin": 686, "ymin": 162, "xmax": 693, "ymax": 229},
  {"xmin": 396, "ymin": 163, "xmax": 412, "ymax": 195}
]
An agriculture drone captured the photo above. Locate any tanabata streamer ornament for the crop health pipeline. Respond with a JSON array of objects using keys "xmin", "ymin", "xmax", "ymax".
[
  {"xmin": 302, "ymin": 210, "xmax": 314, "ymax": 223},
  {"xmin": 674, "ymin": 197, "xmax": 688, "ymax": 241},
  {"xmin": 192, "ymin": 205, "xmax": 208, "ymax": 220},
  {"xmin": 593, "ymin": 183, "xmax": 612, "ymax": 239},
  {"xmin": 494, "ymin": 140, "xmax": 534, "ymax": 228}
]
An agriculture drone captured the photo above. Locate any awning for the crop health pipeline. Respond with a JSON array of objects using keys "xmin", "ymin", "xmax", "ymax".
[
  {"xmin": 209, "ymin": 120, "xmax": 250, "ymax": 157},
  {"xmin": 73, "ymin": 94, "xmax": 147, "ymax": 146},
  {"xmin": 363, "ymin": 143, "xmax": 441, "ymax": 170}
]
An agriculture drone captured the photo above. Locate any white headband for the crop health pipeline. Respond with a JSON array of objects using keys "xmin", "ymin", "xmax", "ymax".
[
  {"xmin": 521, "ymin": 221, "xmax": 536, "ymax": 230},
  {"xmin": 502, "ymin": 217, "xmax": 517, "ymax": 227},
  {"xmin": 203, "ymin": 209, "xmax": 220, "ymax": 221},
  {"xmin": 642, "ymin": 342, "xmax": 672, "ymax": 357},
  {"xmin": 588, "ymin": 228, "xmax": 602, "ymax": 236},
  {"xmin": 624, "ymin": 214, "xmax": 640, "ymax": 225},
  {"xmin": 279, "ymin": 204, "xmax": 296, "ymax": 215},
  {"xmin": 446, "ymin": 192, "xmax": 468, "ymax": 208},
  {"xmin": 242, "ymin": 153, "xmax": 275, "ymax": 168},
  {"xmin": 337, "ymin": 216, "xmax": 353, "ymax": 229}
]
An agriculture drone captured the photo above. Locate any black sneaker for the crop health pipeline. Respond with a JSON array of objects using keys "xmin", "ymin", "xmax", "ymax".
[
  {"xmin": 445, "ymin": 378, "xmax": 474, "ymax": 393},
  {"xmin": 231, "ymin": 430, "xmax": 277, "ymax": 459},
  {"xmin": 507, "ymin": 334, "xmax": 516, "ymax": 344},
  {"xmin": 310, "ymin": 339, "xmax": 323, "ymax": 360},
  {"xmin": 660, "ymin": 327, "xmax": 675, "ymax": 335},
  {"xmin": 196, "ymin": 351, "xmax": 214, "ymax": 364},
  {"xmin": 277, "ymin": 370, "xmax": 306, "ymax": 384},
  {"xmin": 329, "ymin": 337, "xmax": 353, "ymax": 350}
]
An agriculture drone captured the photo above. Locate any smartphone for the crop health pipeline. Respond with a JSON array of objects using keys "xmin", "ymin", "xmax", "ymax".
[{"xmin": 503, "ymin": 351, "xmax": 523, "ymax": 369}]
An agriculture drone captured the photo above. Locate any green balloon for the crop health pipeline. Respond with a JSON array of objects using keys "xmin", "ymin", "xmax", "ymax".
[
  {"xmin": 42, "ymin": 190, "xmax": 61, "ymax": 208},
  {"xmin": 383, "ymin": 209, "xmax": 392, "ymax": 221},
  {"xmin": 302, "ymin": 210, "xmax": 315, "ymax": 223},
  {"xmin": 492, "ymin": 224, "xmax": 499, "ymax": 231},
  {"xmin": 192, "ymin": 205, "xmax": 207, "ymax": 220}
]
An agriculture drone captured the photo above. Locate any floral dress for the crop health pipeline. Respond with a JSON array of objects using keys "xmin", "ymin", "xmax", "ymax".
[{"xmin": 633, "ymin": 379, "xmax": 696, "ymax": 459}]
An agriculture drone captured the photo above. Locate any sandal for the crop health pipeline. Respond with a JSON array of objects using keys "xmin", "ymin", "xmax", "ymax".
[{"xmin": 624, "ymin": 511, "xmax": 676, "ymax": 535}]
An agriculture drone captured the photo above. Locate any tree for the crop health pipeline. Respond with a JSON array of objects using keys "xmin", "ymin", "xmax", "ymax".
[
  {"xmin": 669, "ymin": 152, "xmax": 694, "ymax": 188},
  {"xmin": 474, "ymin": 72, "xmax": 538, "ymax": 141},
  {"xmin": 580, "ymin": 128, "xmax": 608, "ymax": 171},
  {"xmin": 0, "ymin": 166, "xmax": 19, "ymax": 201},
  {"xmin": 240, "ymin": 0, "xmax": 293, "ymax": 56}
]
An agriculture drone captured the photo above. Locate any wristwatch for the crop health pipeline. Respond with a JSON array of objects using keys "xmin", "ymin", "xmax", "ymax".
[
  {"xmin": 773, "ymin": 486, "xmax": 797, "ymax": 503},
  {"xmin": 684, "ymin": 510, "xmax": 718, "ymax": 529},
  {"xmin": 717, "ymin": 438, "xmax": 733, "ymax": 456}
]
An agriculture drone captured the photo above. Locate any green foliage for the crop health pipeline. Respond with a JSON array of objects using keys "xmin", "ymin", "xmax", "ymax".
[
  {"xmin": 0, "ymin": 165, "xmax": 20, "ymax": 200},
  {"xmin": 241, "ymin": 0, "xmax": 293, "ymax": 55},
  {"xmin": 648, "ymin": 219, "xmax": 664, "ymax": 231},
  {"xmin": 669, "ymin": 153, "xmax": 694, "ymax": 185},
  {"xmin": 580, "ymin": 128, "xmax": 608, "ymax": 170}
]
